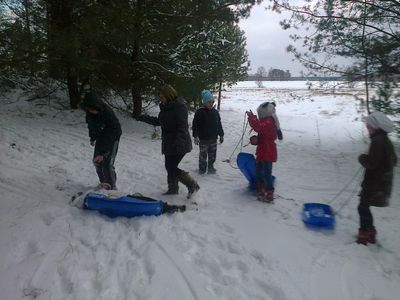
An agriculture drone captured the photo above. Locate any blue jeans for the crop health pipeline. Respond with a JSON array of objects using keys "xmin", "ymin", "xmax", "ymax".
[{"xmin": 255, "ymin": 161, "xmax": 273, "ymax": 190}]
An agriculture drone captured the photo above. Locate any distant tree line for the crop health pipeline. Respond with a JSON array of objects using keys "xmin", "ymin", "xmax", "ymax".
[
  {"xmin": 251, "ymin": 66, "xmax": 292, "ymax": 87},
  {"xmin": 0, "ymin": 0, "xmax": 261, "ymax": 113}
]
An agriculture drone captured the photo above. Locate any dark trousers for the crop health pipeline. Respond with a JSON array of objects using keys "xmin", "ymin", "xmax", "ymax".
[
  {"xmin": 255, "ymin": 161, "xmax": 273, "ymax": 190},
  {"xmin": 199, "ymin": 139, "xmax": 217, "ymax": 172},
  {"xmin": 358, "ymin": 201, "xmax": 374, "ymax": 229},
  {"xmin": 93, "ymin": 140, "xmax": 119, "ymax": 189},
  {"xmin": 165, "ymin": 154, "xmax": 185, "ymax": 180}
]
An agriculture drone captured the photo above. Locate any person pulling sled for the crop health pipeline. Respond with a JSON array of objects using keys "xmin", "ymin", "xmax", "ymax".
[
  {"xmin": 356, "ymin": 111, "xmax": 397, "ymax": 245},
  {"xmin": 246, "ymin": 102, "xmax": 282, "ymax": 202}
]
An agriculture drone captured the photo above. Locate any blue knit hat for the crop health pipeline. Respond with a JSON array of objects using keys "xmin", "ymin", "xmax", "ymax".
[{"xmin": 201, "ymin": 90, "xmax": 214, "ymax": 103}]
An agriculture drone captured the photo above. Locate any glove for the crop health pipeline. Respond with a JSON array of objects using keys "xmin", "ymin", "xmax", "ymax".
[
  {"xmin": 219, "ymin": 136, "xmax": 224, "ymax": 144},
  {"xmin": 246, "ymin": 110, "xmax": 254, "ymax": 117},
  {"xmin": 90, "ymin": 140, "xmax": 96, "ymax": 146},
  {"xmin": 358, "ymin": 154, "xmax": 368, "ymax": 166},
  {"xmin": 277, "ymin": 129, "xmax": 283, "ymax": 140},
  {"xmin": 194, "ymin": 137, "xmax": 199, "ymax": 145},
  {"xmin": 93, "ymin": 155, "xmax": 104, "ymax": 163}
]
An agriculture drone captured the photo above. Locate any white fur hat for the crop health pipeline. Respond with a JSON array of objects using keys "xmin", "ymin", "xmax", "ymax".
[
  {"xmin": 363, "ymin": 111, "xmax": 394, "ymax": 133},
  {"xmin": 257, "ymin": 102, "xmax": 281, "ymax": 129},
  {"xmin": 257, "ymin": 102, "xmax": 275, "ymax": 119}
]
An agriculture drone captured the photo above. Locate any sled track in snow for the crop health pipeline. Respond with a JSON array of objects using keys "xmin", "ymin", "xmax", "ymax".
[{"xmin": 154, "ymin": 241, "xmax": 200, "ymax": 300}]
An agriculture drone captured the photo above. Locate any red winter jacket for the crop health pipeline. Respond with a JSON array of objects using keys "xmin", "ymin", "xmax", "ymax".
[{"xmin": 247, "ymin": 114, "xmax": 277, "ymax": 162}]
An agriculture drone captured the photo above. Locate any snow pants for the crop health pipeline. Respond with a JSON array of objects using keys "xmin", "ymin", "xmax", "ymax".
[
  {"xmin": 93, "ymin": 139, "xmax": 119, "ymax": 189},
  {"xmin": 255, "ymin": 161, "xmax": 273, "ymax": 190},
  {"xmin": 358, "ymin": 201, "xmax": 374, "ymax": 230},
  {"xmin": 199, "ymin": 139, "xmax": 217, "ymax": 173}
]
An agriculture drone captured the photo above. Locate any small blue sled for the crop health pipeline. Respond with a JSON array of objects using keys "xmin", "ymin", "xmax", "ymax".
[
  {"xmin": 236, "ymin": 152, "xmax": 275, "ymax": 190},
  {"xmin": 83, "ymin": 192, "xmax": 185, "ymax": 218},
  {"xmin": 302, "ymin": 203, "xmax": 335, "ymax": 228}
]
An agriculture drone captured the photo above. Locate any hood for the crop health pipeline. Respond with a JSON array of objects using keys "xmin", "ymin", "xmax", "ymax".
[{"xmin": 81, "ymin": 91, "xmax": 104, "ymax": 111}]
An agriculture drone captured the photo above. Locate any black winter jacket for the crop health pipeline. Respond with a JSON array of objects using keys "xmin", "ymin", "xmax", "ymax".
[
  {"xmin": 192, "ymin": 107, "xmax": 224, "ymax": 140},
  {"xmin": 82, "ymin": 92, "xmax": 122, "ymax": 156},
  {"xmin": 138, "ymin": 97, "xmax": 192, "ymax": 155},
  {"xmin": 359, "ymin": 129, "xmax": 397, "ymax": 207}
]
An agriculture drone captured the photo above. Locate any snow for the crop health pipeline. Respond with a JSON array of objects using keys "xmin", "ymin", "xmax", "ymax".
[{"xmin": 1, "ymin": 81, "xmax": 399, "ymax": 300}]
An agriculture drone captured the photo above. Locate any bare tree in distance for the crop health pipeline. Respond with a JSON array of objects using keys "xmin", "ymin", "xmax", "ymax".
[{"xmin": 255, "ymin": 66, "xmax": 266, "ymax": 87}]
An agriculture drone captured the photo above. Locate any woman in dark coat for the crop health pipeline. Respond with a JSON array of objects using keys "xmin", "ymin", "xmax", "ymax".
[
  {"xmin": 356, "ymin": 111, "xmax": 397, "ymax": 245},
  {"xmin": 136, "ymin": 84, "xmax": 199, "ymax": 199}
]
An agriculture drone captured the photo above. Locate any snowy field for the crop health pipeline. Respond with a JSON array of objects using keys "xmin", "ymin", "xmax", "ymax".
[{"xmin": 0, "ymin": 81, "xmax": 399, "ymax": 300}]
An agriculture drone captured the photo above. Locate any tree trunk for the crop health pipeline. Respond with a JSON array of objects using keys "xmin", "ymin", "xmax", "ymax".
[
  {"xmin": 362, "ymin": 0, "xmax": 370, "ymax": 114},
  {"xmin": 47, "ymin": 0, "xmax": 80, "ymax": 109},
  {"xmin": 67, "ymin": 65, "xmax": 80, "ymax": 109},
  {"xmin": 131, "ymin": 86, "xmax": 142, "ymax": 116},
  {"xmin": 131, "ymin": 0, "xmax": 144, "ymax": 116},
  {"xmin": 22, "ymin": 0, "xmax": 34, "ymax": 75},
  {"xmin": 217, "ymin": 80, "xmax": 222, "ymax": 111}
]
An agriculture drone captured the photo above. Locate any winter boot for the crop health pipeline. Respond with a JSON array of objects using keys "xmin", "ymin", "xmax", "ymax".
[
  {"xmin": 177, "ymin": 171, "xmax": 200, "ymax": 199},
  {"xmin": 265, "ymin": 189, "xmax": 274, "ymax": 203},
  {"xmin": 163, "ymin": 176, "xmax": 179, "ymax": 195},
  {"xmin": 356, "ymin": 228, "xmax": 370, "ymax": 245},
  {"xmin": 366, "ymin": 227, "xmax": 377, "ymax": 244},
  {"xmin": 207, "ymin": 166, "xmax": 216, "ymax": 174},
  {"xmin": 256, "ymin": 182, "xmax": 266, "ymax": 202}
]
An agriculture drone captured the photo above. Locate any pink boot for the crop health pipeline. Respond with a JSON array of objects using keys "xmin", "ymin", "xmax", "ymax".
[{"xmin": 366, "ymin": 227, "xmax": 377, "ymax": 244}]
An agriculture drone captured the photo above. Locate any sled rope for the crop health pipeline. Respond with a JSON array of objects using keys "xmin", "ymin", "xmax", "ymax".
[
  {"xmin": 329, "ymin": 167, "xmax": 363, "ymax": 214},
  {"xmin": 223, "ymin": 112, "xmax": 249, "ymax": 169}
]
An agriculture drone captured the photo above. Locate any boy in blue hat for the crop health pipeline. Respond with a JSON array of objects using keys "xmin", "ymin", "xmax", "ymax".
[{"xmin": 192, "ymin": 90, "xmax": 224, "ymax": 174}]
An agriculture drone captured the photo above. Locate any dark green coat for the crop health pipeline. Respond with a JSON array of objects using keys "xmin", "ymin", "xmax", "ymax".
[
  {"xmin": 359, "ymin": 129, "xmax": 397, "ymax": 207},
  {"xmin": 138, "ymin": 96, "xmax": 192, "ymax": 156}
]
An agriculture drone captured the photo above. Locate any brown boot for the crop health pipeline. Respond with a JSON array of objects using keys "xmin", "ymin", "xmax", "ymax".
[
  {"xmin": 356, "ymin": 228, "xmax": 370, "ymax": 245},
  {"xmin": 163, "ymin": 176, "xmax": 179, "ymax": 195},
  {"xmin": 265, "ymin": 189, "xmax": 274, "ymax": 203},
  {"xmin": 177, "ymin": 171, "xmax": 200, "ymax": 199},
  {"xmin": 256, "ymin": 181, "xmax": 266, "ymax": 202}
]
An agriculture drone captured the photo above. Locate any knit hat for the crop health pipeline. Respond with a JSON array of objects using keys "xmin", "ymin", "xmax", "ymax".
[
  {"xmin": 257, "ymin": 102, "xmax": 281, "ymax": 130},
  {"xmin": 363, "ymin": 111, "xmax": 394, "ymax": 133},
  {"xmin": 201, "ymin": 90, "xmax": 214, "ymax": 103}
]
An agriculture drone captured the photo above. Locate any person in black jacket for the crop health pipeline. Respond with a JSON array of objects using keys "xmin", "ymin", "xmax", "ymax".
[
  {"xmin": 356, "ymin": 111, "xmax": 397, "ymax": 245},
  {"xmin": 192, "ymin": 90, "xmax": 224, "ymax": 174},
  {"xmin": 81, "ymin": 91, "xmax": 122, "ymax": 190},
  {"xmin": 136, "ymin": 84, "xmax": 200, "ymax": 199}
]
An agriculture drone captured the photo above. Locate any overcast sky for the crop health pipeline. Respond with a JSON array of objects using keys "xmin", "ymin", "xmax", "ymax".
[{"xmin": 239, "ymin": 2, "xmax": 306, "ymax": 76}]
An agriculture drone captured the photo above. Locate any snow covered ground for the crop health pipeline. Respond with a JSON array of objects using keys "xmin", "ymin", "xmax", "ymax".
[{"xmin": 0, "ymin": 81, "xmax": 399, "ymax": 300}]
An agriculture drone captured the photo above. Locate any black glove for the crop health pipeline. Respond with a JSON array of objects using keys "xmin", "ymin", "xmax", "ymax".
[
  {"xmin": 358, "ymin": 154, "xmax": 368, "ymax": 166},
  {"xmin": 277, "ymin": 129, "xmax": 283, "ymax": 140},
  {"xmin": 219, "ymin": 136, "xmax": 224, "ymax": 144}
]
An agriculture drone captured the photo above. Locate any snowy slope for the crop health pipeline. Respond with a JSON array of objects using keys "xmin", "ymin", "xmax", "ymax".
[{"xmin": 0, "ymin": 82, "xmax": 399, "ymax": 300}]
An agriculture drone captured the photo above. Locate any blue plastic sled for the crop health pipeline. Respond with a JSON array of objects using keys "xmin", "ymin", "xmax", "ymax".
[
  {"xmin": 236, "ymin": 152, "xmax": 275, "ymax": 190},
  {"xmin": 302, "ymin": 203, "xmax": 335, "ymax": 228},
  {"xmin": 83, "ymin": 192, "xmax": 185, "ymax": 218}
]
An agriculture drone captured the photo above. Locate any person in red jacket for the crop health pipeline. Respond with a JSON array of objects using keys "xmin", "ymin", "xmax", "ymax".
[{"xmin": 246, "ymin": 102, "xmax": 282, "ymax": 202}]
